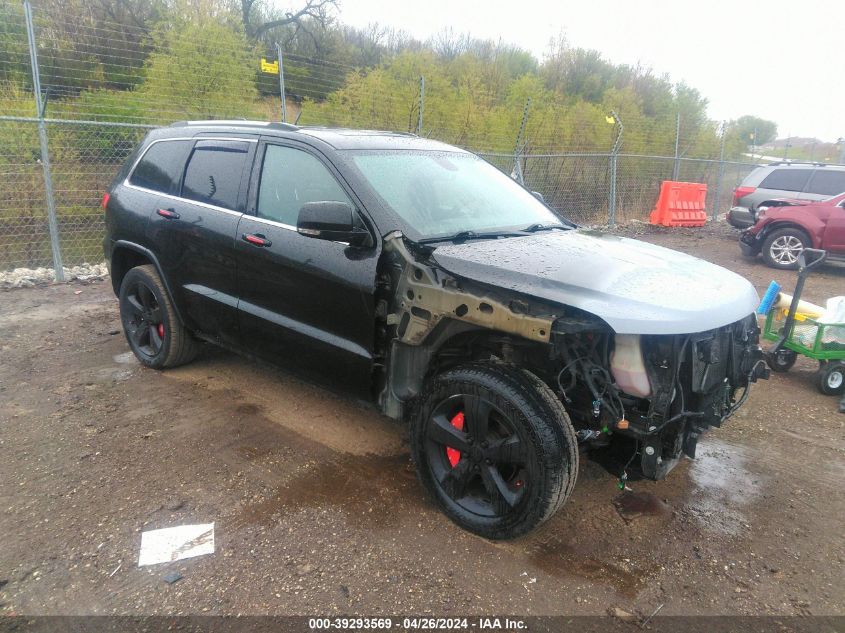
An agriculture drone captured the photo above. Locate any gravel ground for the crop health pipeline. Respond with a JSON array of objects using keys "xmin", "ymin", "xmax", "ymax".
[
  {"xmin": 0, "ymin": 262, "xmax": 108, "ymax": 289},
  {"xmin": 0, "ymin": 222, "xmax": 843, "ymax": 618}
]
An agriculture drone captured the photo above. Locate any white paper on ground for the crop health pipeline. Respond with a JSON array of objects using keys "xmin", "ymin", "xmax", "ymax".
[{"xmin": 138, "ymin": 523, "xmax": 215, "ymax": 567}]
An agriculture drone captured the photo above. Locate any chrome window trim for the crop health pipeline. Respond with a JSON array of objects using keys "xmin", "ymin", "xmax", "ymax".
[
  {"xmin": 123, "ymin": 183, "xmax": 244, "ymax": 218},
  {"xmin": 123, "ymin": 136, "xmax": 258, "ymax": 209},
  {"xmin": 245, "ymin": 215, "xmax": 297, "ymax": 232}
]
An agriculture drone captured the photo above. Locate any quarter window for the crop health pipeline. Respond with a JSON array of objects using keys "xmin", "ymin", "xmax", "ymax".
[
  {"xmin": 805, "ymin": 170, "xmax": 845, "ymax": 197},
  {"xmin": 128, "ymin": 140, "xmax": 191, "ymax": 195},
  {"xmin": 182, "ymin": 140, "xmax": 250, "ymax": 210},
  {"xmin": 257, "ymin": 145, "xmax": 352, "ymax": 226},
  {"xmin": 759, "ymin": 169, "xmax": 813, "ymax": 192}
]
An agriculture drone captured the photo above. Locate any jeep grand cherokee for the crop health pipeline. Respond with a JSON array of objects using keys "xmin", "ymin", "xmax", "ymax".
[{"xmin": 104, "ymin": 121, "xmax": 769, "ymax": 539}]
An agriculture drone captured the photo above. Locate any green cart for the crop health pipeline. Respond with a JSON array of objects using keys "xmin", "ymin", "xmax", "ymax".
[{"xmin": 763, "ymin": 248, "xmax": 845, "ymax": 395}]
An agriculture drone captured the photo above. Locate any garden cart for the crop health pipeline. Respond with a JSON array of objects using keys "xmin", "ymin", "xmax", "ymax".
[{"xmin": 763, "ymin": 249, "xmax": 845, "ymax": 395}]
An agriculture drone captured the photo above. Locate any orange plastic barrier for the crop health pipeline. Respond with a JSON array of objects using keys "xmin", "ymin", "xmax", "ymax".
[{"xmin": 649, "ymin": 181, "xmax": 708, "ymax": 227}]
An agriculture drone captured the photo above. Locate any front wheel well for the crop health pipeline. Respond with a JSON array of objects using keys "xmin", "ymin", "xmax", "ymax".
[
  {"xmin": 382, "ymin": 320, "xmax": 555, "ymax": 419},
  {"xmin": 759, "ymin": 222, "xmax": 812, "ymax": 245}
]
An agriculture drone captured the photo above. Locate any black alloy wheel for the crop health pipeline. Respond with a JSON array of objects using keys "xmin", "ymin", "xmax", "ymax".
[
  {"xmin": 118, "ymin": 265, "xmax": 198, "ymax": 369},
  {"xmin": 122, "ymin": 280, "xmax": 165, "ymax": 360},
  {"xmin": 412, "ymin": 363, "xmax": 577, "ymax": 539}
]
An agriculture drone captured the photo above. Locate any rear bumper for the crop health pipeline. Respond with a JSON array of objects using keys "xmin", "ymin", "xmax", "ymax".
[{"xmin": 727, "ymin": 206, "xmax": 755, "ymax": 228}]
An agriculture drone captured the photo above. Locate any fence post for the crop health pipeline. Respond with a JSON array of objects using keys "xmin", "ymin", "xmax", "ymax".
[
  {"xmin": 672, "ymin": 111, "xmax": 681, "ymax": 181},
  {"xmin": 512, "ymin": 97, "xmax": 531, "ymax": 185},
  {"xmin": 275, "ymin": 43, "xmax": 287, "ymax": 123},
  {"xmin": 24, "ymin": 0, "xmax": 63, "ymax": 280},
  {"xmin": 417, "ymin": 75, "xmax": 424, "ymax": 135},
  {"xmin": 712, "ymin": 122, "xmax": 726, "ymax": 221},
  {"xmin": 608, "ymin": 111, "xmax": 623, "ymax": 228}
]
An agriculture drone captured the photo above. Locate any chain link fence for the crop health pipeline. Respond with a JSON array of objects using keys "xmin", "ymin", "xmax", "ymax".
[{"xmin": 0, "ymin": 0, "xmax": 761, "ymax": 276}]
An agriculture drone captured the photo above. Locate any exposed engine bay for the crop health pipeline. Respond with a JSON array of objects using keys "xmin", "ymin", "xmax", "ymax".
[
  {"xmin": 550, "ymin": 317, "xmax": 769, "ymax": 478},
  {"xmin": 376, "ymin": 232, "xmax": 769, "ymax": 481}
]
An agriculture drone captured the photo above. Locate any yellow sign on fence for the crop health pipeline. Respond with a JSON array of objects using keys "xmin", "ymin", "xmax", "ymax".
[{"xmin": 260, "ymin": 58, "xmax": 279, "ymax": 74}]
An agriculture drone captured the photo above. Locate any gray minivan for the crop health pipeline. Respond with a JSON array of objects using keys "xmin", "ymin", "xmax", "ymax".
[{"xmin": 726, "ymin": 162, "xmax": 845, "ymax": 228}]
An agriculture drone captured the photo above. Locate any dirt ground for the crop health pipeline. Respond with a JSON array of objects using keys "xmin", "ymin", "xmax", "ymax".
[{"xmin": 1, "ymin": 221, "xmax": 843, "ymax": 618}]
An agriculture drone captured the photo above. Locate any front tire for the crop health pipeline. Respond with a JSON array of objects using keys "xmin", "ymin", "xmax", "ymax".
[
  {"xmin": 412, "ymin": 362, "xmax": 578, "ymax": 540},
  {"xmin": 119, "ymin": 265, "xmax": 199, "ymax": 369},
  {"xmin": 762, "ymin": 227, "xmax": 810, "ymax": 270}
]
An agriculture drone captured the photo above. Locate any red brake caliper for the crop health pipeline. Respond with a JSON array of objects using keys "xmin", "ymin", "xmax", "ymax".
[
  {"xmin": 157, "ymin": 323, "xmax": 165, "ymax": 339},
  {"xmin": 446, "ymin": 411, "xmax": 465, "ymax": 467}
]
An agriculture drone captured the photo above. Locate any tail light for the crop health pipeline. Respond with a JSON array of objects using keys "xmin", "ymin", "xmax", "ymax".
[
  {"xmin": 732, "ymin": 186, "xmax": 756, "ymax": 206},
  {"xmin": 101, "ymin": 192, "xmax": 110, "ymax": 210}
]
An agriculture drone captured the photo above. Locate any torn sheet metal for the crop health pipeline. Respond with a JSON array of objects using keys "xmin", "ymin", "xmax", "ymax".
[{"xmin": 138, "ymin": 523, "xmax": 215, "ymax": 567}]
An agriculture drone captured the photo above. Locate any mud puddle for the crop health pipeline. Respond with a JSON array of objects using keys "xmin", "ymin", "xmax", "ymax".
[
  {"xmin": 521, "ymin": 532, "xmax": 660, "ymax": 597},
  {"xmin": 613, "ymin": 490, "xmax": 672, "ymax": 523},
  {"xmin": 684, "ymin": 438, "xmax": 761, "ymax": 536}
]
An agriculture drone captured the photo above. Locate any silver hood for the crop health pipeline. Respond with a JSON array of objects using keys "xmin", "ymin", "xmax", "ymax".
[{"xmin": 430, "ymin": 229, "xmax": 760, "ymax": 335}]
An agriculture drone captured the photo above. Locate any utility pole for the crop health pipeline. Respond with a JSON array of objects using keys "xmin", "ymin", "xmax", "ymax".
[
  {"xmin": 712, "ymin": 121, "xmax": 727, "ymax": 221},
  {"xmin": 24, "ymin": 0, "xmax": 63, "ymax": 280},
  {"xmin": 672, "ymin": 112, "xmax": 681, "ymax": 180},
  {"xmin": 512, "ymin": 98, "xmax": 531, "ymax": 185},
  {"xmin": 417, "ymin": 75, "xmax": 424, "ymax": 135},
  {"xmin": 275, "ymin": 43, "xmax": 286, "ymax": 123}
]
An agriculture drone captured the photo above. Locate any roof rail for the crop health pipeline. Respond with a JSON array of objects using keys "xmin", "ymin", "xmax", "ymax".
[
  {"xmin": 766, "ymin": 160, "xmax": 827, "ymax": 167},
  {"xmin": 169, "ymin": 120, "xmax": 299, "ymax": 131}
]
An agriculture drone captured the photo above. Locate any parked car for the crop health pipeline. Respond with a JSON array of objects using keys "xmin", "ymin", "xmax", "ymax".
[
  {"xmin": 104, "ymin": 121, "xmax": 769, "ymax": 539},
  {"xmin": 727, "ymin": 162, "xmax": 845, "ymax": 228},
  {"xmin": 740, "ymin": 192, "xmax": 845, "ymax": 268}
]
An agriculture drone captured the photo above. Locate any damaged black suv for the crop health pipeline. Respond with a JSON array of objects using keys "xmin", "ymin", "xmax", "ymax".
[{"xmin": 104, "ymin": 121, "xmax": 769, "ymax": 539}]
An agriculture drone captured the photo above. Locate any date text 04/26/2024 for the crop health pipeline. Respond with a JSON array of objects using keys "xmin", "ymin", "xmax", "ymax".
[{"xmin": 308, "ymin": 617, "xmax": 526, "ymax": 630}]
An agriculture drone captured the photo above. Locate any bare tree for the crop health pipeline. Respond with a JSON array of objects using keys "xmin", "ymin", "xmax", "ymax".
[{"xmin": 240, "ymin": 0, "xmax": 338, "ymax": 39}]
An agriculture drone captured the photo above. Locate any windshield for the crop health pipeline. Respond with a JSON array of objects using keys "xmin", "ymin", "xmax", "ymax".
[{"xmin": 346, "ymin": 150, "xmax": 562, "ymax": 240}]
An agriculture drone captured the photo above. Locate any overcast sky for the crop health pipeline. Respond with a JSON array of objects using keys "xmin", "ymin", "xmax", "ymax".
[{"xmin": 337, "ymin": 0, "xmax": 844, "ymax": 142}]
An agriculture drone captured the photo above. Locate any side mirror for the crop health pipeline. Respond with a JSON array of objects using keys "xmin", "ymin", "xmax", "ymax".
[
  {"xmin": 532, "ymin": 191, "xmax": 545, "ymax": 203},
  {"xmin": 296, "ymin": 201, "xmax": 372, "ymax": 247}
]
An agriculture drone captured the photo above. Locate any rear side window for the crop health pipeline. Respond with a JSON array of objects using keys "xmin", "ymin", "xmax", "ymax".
[
  {"xmin": 128, "ymin": 140, "xmax": 191, "ymax": 195},
  {"xmin": 805, "ymin": 170, "xmax": 845, "ymax": 197},
  {"xmin": 759, "ymin": 168, "xmax": 813, "ymax": 192},
  {"xmin": 256, "ymin": 145, "xmax": 351, "ymax": 226},
  {"xmin": 182, "ymin": 140, "xmax": 250, "ymax": 211}
]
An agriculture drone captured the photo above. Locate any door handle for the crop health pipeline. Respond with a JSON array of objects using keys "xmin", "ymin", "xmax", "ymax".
[
  {"xmin": 242, "ymin": 233, "xmax": 272, "ymax": 247},
  {"xmin": 157, "ymin": 208, "xmax": 180, "ymax": 219}
]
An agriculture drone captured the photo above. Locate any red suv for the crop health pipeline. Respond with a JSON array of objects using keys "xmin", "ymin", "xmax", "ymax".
[{"xmin": 739, "ymin": 192, "xmax": 845, "ymax": 269}]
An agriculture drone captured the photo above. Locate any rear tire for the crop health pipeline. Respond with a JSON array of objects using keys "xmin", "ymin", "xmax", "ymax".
[
  {"xmin": 816, "ymin": 361, "xmax": 845, "ymax": 396},
  {"xmin": 411, "ymin": 362, "xmax": 578, "ymax": 540},
  {"xmin": 762, "ymin": 227, "xmax": 810, "ymax": 270},
  {"xmin": 119, "ymin": 265, "xmax": 199, "ymax": 369},
  {"xmin": 766, "ymin": 348, "xmax": 797, "ymax": 373}
]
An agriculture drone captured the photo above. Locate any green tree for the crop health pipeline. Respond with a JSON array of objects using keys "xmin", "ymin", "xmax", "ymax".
[
  {"xmin": 138, "ymin": 13, "xmax": 261, "ymax": 122},
  {"xmin": 733, "ymin": 115, "xmax": 778, "ymax": 147}
]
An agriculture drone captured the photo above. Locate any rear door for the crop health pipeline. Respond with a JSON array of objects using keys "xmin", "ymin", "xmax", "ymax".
[
  {"xmin": 756, "ymin": 168, "xmax": 813, "ymax": 204},
  {"xmin": 802, "ymin": 169, "xmax": 845, "ymax": 201},
  {"xmin": 235, "ymin": 140, "xmax": 380, "ymax": 396},
  {"xmin": 151, "ymin": 138, "xmax": 256, "ymax": 345}
]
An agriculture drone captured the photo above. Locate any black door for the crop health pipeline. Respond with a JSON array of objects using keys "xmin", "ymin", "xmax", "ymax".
[
  {"xmin": 151, "ymin": 138, "xmax": 255, "ymax": 345},
  {"xmin": 235, "ymin": 141, "xmax": 380, "ymax": 396}
]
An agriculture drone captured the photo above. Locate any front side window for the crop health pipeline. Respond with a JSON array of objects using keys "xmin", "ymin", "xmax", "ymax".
[
  {"xmin": 346, "ymin": 151, "xmax": 560, "ymax": 239},
  {"xmin": 806, "ymin": 170, "xmax": 845, "ymax": 197},
  {"xmin": 182, "ymin": 140, "xmax": 250, "ymax": 210},
  {"xmin": 759, "ymin": 168, "xmax": 813, "ymax": 192},
  {"xmin": 128, "ymin": 140, "xmax": 192, "ymax": 195},
  {"xmin": 257, "ymin": 145, "xmax": 352, "ymax": 226}
]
